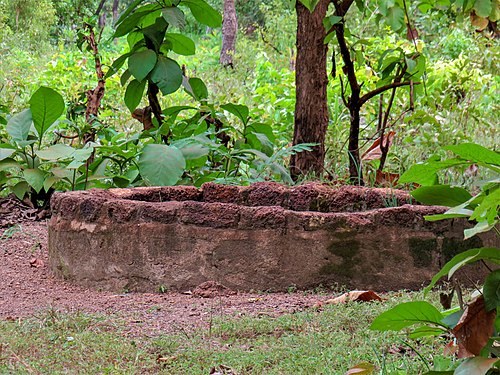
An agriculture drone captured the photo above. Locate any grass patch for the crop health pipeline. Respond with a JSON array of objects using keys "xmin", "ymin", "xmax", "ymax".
[{"xmin": 0, "ymin": 292, "xmax": 450, "ymax": 374}]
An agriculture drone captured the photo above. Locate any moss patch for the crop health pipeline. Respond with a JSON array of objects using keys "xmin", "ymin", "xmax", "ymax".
[
  {"xmin": 442, "ymin": 236, "xmax": 483, "ymax": 263},
  {"xmin": 320, "ymin": 240, "xmax": 360, "ymax": 277},
  {"xmin": 408, "ymin": 238, "xmax": 436, "ymax": 268}
]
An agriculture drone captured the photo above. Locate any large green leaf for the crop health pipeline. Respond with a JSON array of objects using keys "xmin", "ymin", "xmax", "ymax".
[
  {"xmin": 66, "ymin": 147, "xmax": 94, "ymax": 169},
  {"xmin": 128, "ymin": 49, "xmax": 157, "ymax": 81},
  {"xmin": 385, "ymin": 5, "xmax": 405, "ymax": 31},
  {"xmin": 164, "ymin": 33, "xmax": 196, "ymax": 55},
  {"xmin": 116, "ymin": 0, "xmax": 146, "ymax": 25},
  {"xmin": 29, "ymin": 87, "xmax": 65, "ymax": 142},
  {"xmin": 124, "ymin": 79, "xmax": 147, "ymax": 113},
  {"xmin": 470, "ymin": 187, "xmax": 500, "ymax": 223},
  {"xmin": 424, "ymin": 247, "xmax": 500, "ymax": 294},
  {"xmin": 138, "ymin": 144, "xmax": 185, "ymax": 186},
  {"xmin": 454, "ymin": 357, "xmax": 499, "ymax": 375},
  {"xmin": 114, "ymin": 5, "xmax": 158, "ymax": 38},
  {"xmin": 474, "ymin": 0, "xmax": 493, "ymax": 17},
  {"xmin": 150, "ymin": 56, "xmax": 183, "ymax": 95},
  {"xmin": 105, "ymin": 53, "xmax": 131, "ymax": 79},
  {"xmin": 484, "ymin": 269, "xmax": 500, "ymax": 312},
  {"xmin": 140, "ymin": 16, "xmax": 169, "ymax": 50},
  {"xmin": 0, "ymin": 158, "xmax": 21, "ymax": 171},
  {"xmin": 221, "ymin": 103, "xmax": 250, "ymax": 126},
  {"xmin": 179, "ymin": 144, "xmax": 209, "ymax": 160},
  {"xmin": 162, "ymin": 7, "xmax": 186, "ymax": 29},
  {"xmin": 445, "ymin": 143, "xmax": 500, "ymax": 167},
  {"xmin": 464, "ymin": 220, "xmax": 498, "ymax": 239},
  {"xmin": 6, "ymin": 109, "xmax": 33, "ymax": 142},
  {"xmin": 36, "ymin": 144, "xmax": 75, "ymax": 160},
  {"xmin": 183, "ymin": 77, "xmax": 208, "ymax": 101},
  {"xmin": 181, "ymin": 0, "xmax": 222, "ymax": 28},
  {"xmin": 399, "ymin": 159, "xmax": 466, "ymax": 185},
  {"xmin": 23, "ymin": 168, "xmax": 46, "ymax": 193},
  {"xmin": 43, "ymin": 176, "xmax": 60, "ymax": 192},
  {"xmin": 370, "ymin": 301, "xmax": 446, "ymax": 331},
  {"xmin": 411, "ymin": 185, "xmax": 472, "ymax": 207},
  {"xmin": 424, "ymin": 204, "xmax": 474, "ymax": 221},
  {"xmin": 0, "ymin": 146, "xmax": 15, "ymax": 161},
  {"xmin": 12, "ymin": 181, "xmax": 29, "ymax": 200}
]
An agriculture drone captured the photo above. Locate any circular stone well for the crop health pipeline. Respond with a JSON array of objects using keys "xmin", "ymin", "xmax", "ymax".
[{"xmin": 48, "ymin": 182, "xmax": 497, "ymax": 292}]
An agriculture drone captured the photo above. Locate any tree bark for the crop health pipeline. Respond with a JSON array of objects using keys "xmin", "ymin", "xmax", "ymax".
[
  {"xmin": 112, "ymin": 0, "xmax": 119, "ymax": 23},
  {"xmin": 290, "ymin": 0, "xmax": 330, "ymax": 180},
  {"xmin": 220, "ymin": 0, "xmax": 238, "ymax": 68}
]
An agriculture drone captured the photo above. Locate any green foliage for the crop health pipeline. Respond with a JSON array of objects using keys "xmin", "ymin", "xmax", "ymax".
[
  {"xmin": 0, "ymin": 0, "xmax": 56, "ymax": 50},
  {"xmin": 0, "ymin": 87, "xmax": 91, "ymax": 206},
  {"xmin": 402, "ymin": 143, "xmax": 499, "ymax": 238},
  {"xmin": 0, "ymin": 292, "xmax": 445, "ymax": 374},
  {"xmin": 109, "ymin": 0, "xmax": 220, "ymax": 115},
  {"xmin": 371, "ymin": 143, "xmax": 500, "ymax": 374},
  {"xmin": 370, "ymin": 301, "xmax": 447, "ymax": 332},
  {"xmin": 138, "ymin": 144, "xmax": 185, "ymax": 186}
]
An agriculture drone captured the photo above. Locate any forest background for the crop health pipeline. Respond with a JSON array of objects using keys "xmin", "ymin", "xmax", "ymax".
[{"xmin": 0, "ymin": 0, "xmax": 498, "ymax": 205}]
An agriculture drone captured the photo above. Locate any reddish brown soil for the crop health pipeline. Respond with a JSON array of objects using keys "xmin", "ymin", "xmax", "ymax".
[{"xmin": 0, "ymin": 221, "xmax": 323, "ymax": 337}]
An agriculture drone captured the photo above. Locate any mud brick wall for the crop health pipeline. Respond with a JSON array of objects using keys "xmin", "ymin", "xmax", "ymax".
[{"xmin": 48, "ymin": 183, "xmax": 499, "ymax": 292}]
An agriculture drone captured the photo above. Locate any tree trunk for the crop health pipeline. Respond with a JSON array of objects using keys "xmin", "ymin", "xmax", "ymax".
[
  {"xmin": 220, "ymin": 0, "xmax": 238, "ymax": 68},
  {"xmin": 112, "ymin": 0, "xmax": 119, "ymax": 23},
  {"xmin": 290, "ymin": 0, "xmax": 330, "ymax": 180}
]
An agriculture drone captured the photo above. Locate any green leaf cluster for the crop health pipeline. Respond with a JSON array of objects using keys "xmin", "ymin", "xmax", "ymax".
[
  {"xmin": 371, "ymin": 143, "xmax": 500, "ymax": 374},
  {"xmin": 109, "ymin": 0, "xmax": 221, "ymax": 114},
  {"xmin": 0, "ymin": 87, "xmax": 85, "ymax": 206},
  {"xmin": 401, "ymin": 143, "xmax": 499, "ymax": 238}
]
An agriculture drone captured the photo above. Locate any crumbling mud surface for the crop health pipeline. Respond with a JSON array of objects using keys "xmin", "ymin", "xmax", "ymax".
[{"xmin": 48, "ymin": 183, "xmax": 499, "ymax": 293}]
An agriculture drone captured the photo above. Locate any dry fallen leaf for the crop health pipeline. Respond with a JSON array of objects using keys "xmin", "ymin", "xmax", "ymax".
[
  {"xmin": 325, "ymin": 290, "xmax": 383, "ymax": 305},
  {"xmin": 247, "ymin": 298, "xmax": 262, "ymax": 303},
  {"xmin": 375, "ymin": 170, "xmax": 399, "ymax": 187},
  {"xmin": 470, "ymin": 11, "xmax": 489, "ymax": 31},
  {"xmin": 453, "ymin": 295, "xmax": 496, "ymax": 357},
  {"xmin": 29, "ymin": 257, "xmax": 44, "ymax": 268},
  {"xmin": 345, "ymin": 362, "xmax": 375, "ymax": 375}
]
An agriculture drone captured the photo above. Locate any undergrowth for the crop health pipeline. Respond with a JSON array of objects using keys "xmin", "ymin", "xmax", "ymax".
[{"xmin": 0, "ymin": 291, "xmax": 448, "ymax": 374}]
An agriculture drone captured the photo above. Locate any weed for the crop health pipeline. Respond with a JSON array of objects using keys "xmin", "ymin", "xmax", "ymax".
[
  {"xmin": 0, "ymin": 224, "xmax": 22, "ymax": 241},
  {"xmin": 158, "ymin": 285, "xmax": 168, "ymax": 294}
]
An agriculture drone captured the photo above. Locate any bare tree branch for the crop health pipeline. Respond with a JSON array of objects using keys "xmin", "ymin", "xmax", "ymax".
[{"xmin": 359, "ymin": 81, "xmax": 419, "ymax": 107}]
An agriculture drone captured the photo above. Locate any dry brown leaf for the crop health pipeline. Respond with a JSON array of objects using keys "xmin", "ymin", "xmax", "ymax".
[
  {"xmin": 325, "ymin": 290, "xmax": 383, "ymax": 305},
  {"xmin": 453, "ymin": 295, "xmax": 496, "ymax": 357},
  {"xmin": 29, "ymin": 257, "xmax": 44, "ymax": 268},
  {"xmin": 361, "ymin": 131, "xmax": 396, "ymax": 161},
  {"xmin": 345, "ymin": 362, "xmax": 375, "ymax": 375},
  {"xmin": 470, "ymin": 12, "xmax": 489, "ymax": 31},
  {"xmin": 375, "ymin": 170, "xmax": 399, "ymax": 187},
  {"xmin": 464, "ymin": 164, "xmax": 479, "ymax": 178}
]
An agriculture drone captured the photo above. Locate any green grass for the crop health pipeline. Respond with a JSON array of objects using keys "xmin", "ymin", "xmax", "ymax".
[{"xmin": 0, "ymin": 292, "xmax": 452, "ymax": 374}]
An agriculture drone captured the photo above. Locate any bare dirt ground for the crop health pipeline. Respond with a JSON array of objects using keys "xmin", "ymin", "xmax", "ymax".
[{"xmin": 0, "ymin": 219, "xmax": 323, "ymax": 337}]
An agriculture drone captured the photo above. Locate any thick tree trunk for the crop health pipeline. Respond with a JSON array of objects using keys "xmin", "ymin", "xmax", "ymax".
[
  {"xmin": 290, "ymin": 0, "xmax": 330, "ymax": 180},
  {"xmin": 220, "ymin": 0, "xmax": 238, "ymax": 68}
]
